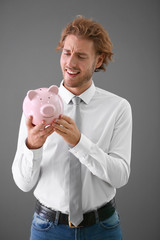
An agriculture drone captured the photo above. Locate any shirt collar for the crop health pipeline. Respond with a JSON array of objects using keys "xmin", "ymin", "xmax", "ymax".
[{"xmin": 58, "ymin": 80, "xmax": 96, "ymax": 105}]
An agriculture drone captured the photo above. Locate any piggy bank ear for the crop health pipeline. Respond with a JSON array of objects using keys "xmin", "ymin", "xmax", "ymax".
[
  {"xmin": 27, "ymin": 90, "xmax": 37, "ymax": 100},
  {"xmin": 48, "ymin": 85, "xmax": 58, "ymax": 95}
]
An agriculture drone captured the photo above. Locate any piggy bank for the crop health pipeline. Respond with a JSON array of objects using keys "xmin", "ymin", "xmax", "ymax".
[{"xmin": 23, "ymin": 85, "xmax": 64, "ymax": 126}]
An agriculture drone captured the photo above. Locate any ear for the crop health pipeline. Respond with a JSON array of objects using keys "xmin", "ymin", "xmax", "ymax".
[
  {"xmin": 95, "ymin": 54, "xmax": 105, "ymax": 69},
  {"xmin": 48, "ymin": 85, "xmax": 58, "ymax": 95},
  {"xmin": 27, "ymin": 90, "xmax": 37, "ymax": 100}
]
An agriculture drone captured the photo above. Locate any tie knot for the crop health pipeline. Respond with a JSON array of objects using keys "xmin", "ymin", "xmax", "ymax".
[{"xmin": 72, "ymin": 96, "xmax": 81, "ymax": 105}]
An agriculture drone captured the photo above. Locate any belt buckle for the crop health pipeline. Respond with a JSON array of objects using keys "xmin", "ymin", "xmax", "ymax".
[
  {"xmin": 68, "ymin": 218, "xmax": 83, "ymax": 228},
  {"xmin": 68, "ymin": 219, "xmax": 77, "ymax": 228}
]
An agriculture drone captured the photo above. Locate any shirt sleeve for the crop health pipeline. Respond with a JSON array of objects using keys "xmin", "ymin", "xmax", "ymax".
[
  {"xmin": 12, "ymin": 113, "xmax": 43, "ymax": 192},
  {"xmin": 69, "ymin": 100, "xmax": 132, "ymax": 189}
]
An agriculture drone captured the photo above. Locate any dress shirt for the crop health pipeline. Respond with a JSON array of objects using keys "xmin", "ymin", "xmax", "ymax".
[{"xmin": 12, "ymin": 80, "xmax": 132, "ymax": 214}]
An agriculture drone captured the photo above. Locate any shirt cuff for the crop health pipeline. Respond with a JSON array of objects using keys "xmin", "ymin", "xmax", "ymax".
[
  {"xmin": 69, "ymin": 134, "xmax": 92, "ymax": 162},
  {"xmin": 24, "ymin": 139, "xmax": 43, "ymax": 165}
]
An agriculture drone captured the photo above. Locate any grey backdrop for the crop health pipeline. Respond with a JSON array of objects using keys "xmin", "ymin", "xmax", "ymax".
[{"xmin": 0, "ymin": 0, "xmax": 159, "ymax": 239}]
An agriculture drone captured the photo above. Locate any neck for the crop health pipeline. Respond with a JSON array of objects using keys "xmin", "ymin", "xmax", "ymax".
[{"xmin": 63, "ymin": 79, "xmax": 92, "ymax": 95}]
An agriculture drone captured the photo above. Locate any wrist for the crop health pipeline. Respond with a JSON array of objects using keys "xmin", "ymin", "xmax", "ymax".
[{"xmin": 26, "ymin": 138, "xmax": 43, "ymax": 150}]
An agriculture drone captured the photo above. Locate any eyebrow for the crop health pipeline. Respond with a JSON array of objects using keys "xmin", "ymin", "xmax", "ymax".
[{"xmin": 63, "ymin": 49, "xmax": 88, "ymax": 57}]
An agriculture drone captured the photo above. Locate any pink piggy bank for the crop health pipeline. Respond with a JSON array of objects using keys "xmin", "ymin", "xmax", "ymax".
[{"xmin": 23, "ymin": 85, "xmax": 64, "ymax": 126}]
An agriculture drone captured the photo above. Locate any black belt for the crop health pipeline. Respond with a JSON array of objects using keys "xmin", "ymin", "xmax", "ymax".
[{"xmin": 35, "ymin": 198, "xmax": 116, "ymax": 228}]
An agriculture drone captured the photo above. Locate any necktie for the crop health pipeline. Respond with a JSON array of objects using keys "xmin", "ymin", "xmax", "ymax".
[{"xmin": 69, "ymin": 96, "xmax": 83, "ymax": 227}]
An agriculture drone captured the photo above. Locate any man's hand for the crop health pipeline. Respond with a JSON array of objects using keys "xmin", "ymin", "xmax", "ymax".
[
  {"xmin": 26, "ymin": 116, "xmax": 55, "ymax": 149},
  {"xmin": 52, "ymin": 115, "xmax": 81, "ymax": 147}
]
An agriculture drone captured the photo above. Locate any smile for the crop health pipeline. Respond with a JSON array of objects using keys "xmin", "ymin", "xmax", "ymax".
[{"xmin": 65, "ymin": 68, "xmax": 80, "ymax": 76}]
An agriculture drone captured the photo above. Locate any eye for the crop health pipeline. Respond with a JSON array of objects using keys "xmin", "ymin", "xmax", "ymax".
[
  {"xmin": 78, "ymin": 55, "xmax": 85, "ymax": 59},
  {"xmin": 63, "ymin": 49, "xmax": 71, "ymax": 56},
  {"xmin": 64, "ymin": 52, "xmax": 70, "ymax": 56}
]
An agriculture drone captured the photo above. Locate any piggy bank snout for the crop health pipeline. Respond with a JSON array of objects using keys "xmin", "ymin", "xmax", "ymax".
[{"xmin": 40, "ymin": 104, "xmax": 56, "ymax": 117}]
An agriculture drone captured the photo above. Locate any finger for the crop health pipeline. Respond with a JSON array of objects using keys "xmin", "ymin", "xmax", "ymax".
[
  {"xmin": 54, "ymin": 128, "xmax": 67, "ymax": 137},
  {"xmin": 60, "ymin": 115, "xmax": 74, "ymax": 124},
  {"xmin": 55, "ymin": 119, "xmax": 70, "ymax": 129},
  {"xmin": 33, "ymin": 120, "xmax": 46, "ymax": 134},
  {"xmin": 53, "ymin": 122, "xmax": 69, "ymax": 134},
  {"xmin": 39, "ymin": 125, "xmax": 55, "ymax": 137}
]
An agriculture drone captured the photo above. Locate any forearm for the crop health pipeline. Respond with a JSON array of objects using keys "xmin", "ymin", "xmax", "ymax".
[
  {"xmin": 70, "ymin": 134, "xmax": 130, "ymax": 188},
  {"xmin": 12, "ymin": 113, "xmax": 43, "ymax": 192},
  {"xmin": 12, "ymin": 141, "xmax": 43, "ymax": 192},
  {"xmin": 70, "ymin": 101, "xmax": 132, "ymax": 188}
]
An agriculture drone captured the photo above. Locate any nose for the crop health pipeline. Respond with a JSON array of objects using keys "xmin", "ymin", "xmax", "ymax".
[
  {"xmin": 67, "ymin": 54, "xmax": 77, "ymax": 68},
  {"xmin": 40, "ymin": 104, "xmax": 55, "ymax": 117}
]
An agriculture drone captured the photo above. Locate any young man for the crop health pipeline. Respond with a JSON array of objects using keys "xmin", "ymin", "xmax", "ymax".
[{"xmin": 12, "ymin": 16, "xmax": 132, "ymax": 240}]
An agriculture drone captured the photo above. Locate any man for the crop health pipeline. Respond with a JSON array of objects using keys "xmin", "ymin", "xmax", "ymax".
[{"xmin": 12, "ymin": 16, "xmax": 132, "ymax": 240}]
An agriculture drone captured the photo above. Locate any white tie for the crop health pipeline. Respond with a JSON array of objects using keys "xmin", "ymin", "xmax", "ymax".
[{"xmin": 69, "ymin": 96, "xmax": 83, "ymax": 227}]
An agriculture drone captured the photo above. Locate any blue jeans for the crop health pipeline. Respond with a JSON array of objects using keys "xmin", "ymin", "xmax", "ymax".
[{"xmin": 30, "ymin": 211, "xmax": 122, "ymax": 240}]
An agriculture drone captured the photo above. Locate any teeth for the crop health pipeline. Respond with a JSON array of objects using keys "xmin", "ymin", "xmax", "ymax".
[{"xmin": 66, "ymin": 69, "xmax": 79, "ymax": 75}]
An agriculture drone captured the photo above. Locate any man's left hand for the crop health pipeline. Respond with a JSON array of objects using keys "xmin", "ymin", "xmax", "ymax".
[{"xmin": 52, "ymin": 115, "xmax": 81, "ymax": 147}]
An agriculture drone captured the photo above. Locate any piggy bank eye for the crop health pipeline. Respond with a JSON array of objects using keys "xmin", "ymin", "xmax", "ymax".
[{"xmin": 40, "ymin": 98, "xmax": 42, "ymax": 100}]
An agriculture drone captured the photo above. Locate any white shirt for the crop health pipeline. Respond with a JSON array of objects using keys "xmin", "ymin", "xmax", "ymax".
[{"xmin": 12, "ymin": 80, "xmax": 132, "ymax": 214}]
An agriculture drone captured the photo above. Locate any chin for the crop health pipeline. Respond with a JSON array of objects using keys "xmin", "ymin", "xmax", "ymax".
[
  {"xmin": 64, "ymin": 80, "xmax": 77, "ymax": 88},
  {"xmin": 63, "ymin": 76, "xmax": 78, "ymax": 85}
]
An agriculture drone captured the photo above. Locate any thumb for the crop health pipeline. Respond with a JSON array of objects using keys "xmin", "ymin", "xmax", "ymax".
[{"xmin": 26, "ymin": 115, "xmax": 34, "ymax": 129}]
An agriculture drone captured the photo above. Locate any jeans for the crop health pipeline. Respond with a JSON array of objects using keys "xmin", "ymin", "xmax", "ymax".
[{"xmin": 30, "ymin": 210, "xmax": 122, "ymax": 240}]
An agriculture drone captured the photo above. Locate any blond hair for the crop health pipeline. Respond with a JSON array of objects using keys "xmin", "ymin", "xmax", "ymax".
[{"xmin": 57, "ymin": 15, "xmax": 113, "ymax": 72}]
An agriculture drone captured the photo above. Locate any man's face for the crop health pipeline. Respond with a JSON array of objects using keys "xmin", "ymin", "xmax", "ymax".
[{"xmin": 60, "ymin": 34, "xmax": 102, "ymax": 94}]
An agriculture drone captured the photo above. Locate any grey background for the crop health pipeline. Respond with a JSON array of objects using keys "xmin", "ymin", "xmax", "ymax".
[{"xmin": 0, "ymin": 0, "xmax": 159, "ymax": 239}]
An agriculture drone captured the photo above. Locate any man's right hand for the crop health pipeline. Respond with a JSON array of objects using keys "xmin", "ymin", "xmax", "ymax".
[{"xmin": 26, "ymin": 116, "xmax": 55, "ymax": 149}]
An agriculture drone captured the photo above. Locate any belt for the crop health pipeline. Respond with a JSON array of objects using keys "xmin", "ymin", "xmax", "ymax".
[{"xmin": 35, "ymin": 198, "xmax": 116, "ymax": 228}]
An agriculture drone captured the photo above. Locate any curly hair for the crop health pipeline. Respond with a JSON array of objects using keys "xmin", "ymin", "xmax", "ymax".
[{"xmin": 56, "ymin": 15, "xmax": 113, "ymax": 72}]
